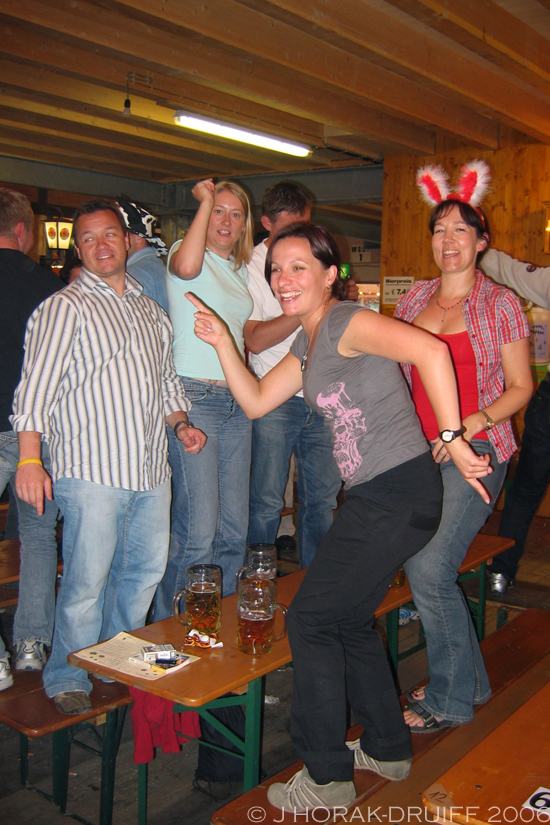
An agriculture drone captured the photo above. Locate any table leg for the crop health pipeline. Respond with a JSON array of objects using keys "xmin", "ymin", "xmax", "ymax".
[
  {"xmin": 243, "ymin": 676, "xmax": 263, "ymax": 792},
  {"xmin": 138, "ymin": 763, "xmax": 148, "ymax": 825}
]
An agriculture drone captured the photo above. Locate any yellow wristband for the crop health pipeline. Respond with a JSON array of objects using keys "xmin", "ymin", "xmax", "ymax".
[{"xmin": 17, "ymin": 458, "xmax": 43, "ymax": 468}]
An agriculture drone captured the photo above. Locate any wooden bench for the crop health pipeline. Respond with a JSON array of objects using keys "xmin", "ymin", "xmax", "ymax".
[
  {"xmin": 0, "ymin": 669, "xmax": 131, "ymax": 825},
  {"xmin": 0, "ymin": 500, "xmax": 8, "ymax": 532},
  {"xmin": 422, "ymin": 679, "xmax": 550, "ymax": 823},
  {"xmin": 0, "ymin": 539, "xmax": 63, "ymax": 609},
  {"xmin": 210, "ymin": 608, "xmax": 550, "ymax": 824},
  {"xmin": 382, "ymin": 533, "xmax": 514, "ymax": 669}
]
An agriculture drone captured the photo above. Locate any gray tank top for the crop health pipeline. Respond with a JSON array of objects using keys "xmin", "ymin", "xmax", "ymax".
[{"xmin": 290, "ymin": 302, "xmax": 429, "ymax": 488}]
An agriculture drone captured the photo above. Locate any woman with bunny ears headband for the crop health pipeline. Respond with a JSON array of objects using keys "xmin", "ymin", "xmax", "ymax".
[{"xmin": 394, "ymin": 160, "xmax": 532, "ymax": 731}]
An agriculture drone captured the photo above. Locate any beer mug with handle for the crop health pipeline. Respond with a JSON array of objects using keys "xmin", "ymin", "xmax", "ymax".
[
  {"xmin": 235, "ymin": 543, "xmax": 278, "ymax": 595},
  {"xmin": 172, "ymin": 564, "xmax": 222, "ymax": 634},
  {"xmin": 236, "ymin": 578, "xmax": 287, "ymax": 655}
]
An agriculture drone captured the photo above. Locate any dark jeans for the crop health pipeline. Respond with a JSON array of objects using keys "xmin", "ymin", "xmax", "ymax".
[
  {"xmin": 491, "ymin": 373, "xmax": 550, "ymax": 581},
  {"xmin": 288, "ymin": 451, "xmax": 442, "ymax": 784}
]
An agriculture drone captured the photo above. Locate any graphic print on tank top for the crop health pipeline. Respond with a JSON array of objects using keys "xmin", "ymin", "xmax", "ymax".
[{"xmin": 317, "ymin": 382, "xmax": 367, "ymax": 481}]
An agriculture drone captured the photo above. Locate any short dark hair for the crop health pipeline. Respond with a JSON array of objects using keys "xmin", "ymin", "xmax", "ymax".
[
  {"xmin": 0, "ymin": 188, "xmax": 34, "ymax": 236},
  {"xmin": 266, "ymin": 222, "xmax": 347, "ymax": 301},
  {"xmin": 261, "ymin": 182, "xmax": 314, "ymax": 222},
  {"xmin": 429, "ymin": 199, "xmax": 491, "ymax": 263},
  {"xmin": 73, "ymin": 200, "xmax": 128, "ymax": 242}
]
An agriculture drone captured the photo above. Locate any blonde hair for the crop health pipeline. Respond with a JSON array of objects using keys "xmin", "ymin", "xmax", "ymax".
[
  {"xmin": 214, "ymin": 180, "xmax": 254, "ymax": 268},
  {"xmin": 0, "ymin": 188, "xmax": 33, "ymax": 236}
]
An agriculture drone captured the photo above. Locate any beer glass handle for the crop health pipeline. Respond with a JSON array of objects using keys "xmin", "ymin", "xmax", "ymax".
[
  {"xmin": 172, "ymin": 589, "xmax": 186, "ymax": 624},
  {"xmin": 272, "ymin": 603, "xmax": 288, "ymax": 642},
  {"xmin": 235, "ymin": 566, "xmax": 247, "ymax": 593}
]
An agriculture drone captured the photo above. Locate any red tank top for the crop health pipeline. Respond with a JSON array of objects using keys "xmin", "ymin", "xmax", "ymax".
[{"xmin": 411, "ymin": 330, "xmax": 488, "ymax": 442}]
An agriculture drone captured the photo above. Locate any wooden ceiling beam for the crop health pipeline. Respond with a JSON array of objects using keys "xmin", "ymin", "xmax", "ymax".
[
  {"xmin": 0, "ymin": 0, "xmax": 472, "ymax": 152},
  {"xmin": 0, "ymin": 58, "xmax": 287, "ymax": 169},
  {"xmin": 0, "ymin": 18, "xmax": 324, "ymax": 146},
  {"xmin": 0, "ymin": 110, "xmax": 245, "ymax": 174},
  {"xmin": 379, "ymin": 0, "xmax": 550, "ymax": 98},
  {"xmin": 0, "ymin": 124, "xmax": 217, "ymax": 179},
  {"xmin": 0, "ymin": 95, "xmax": 279, "ymax": 178},
  {"xmin": 260, "ymin": 0, "xmax": 550, "ymax": 142},
  {"xmin": 107, "ymin": 0, "xmax": 498, "ymax": 148},
  {"xmin": 0, "ymin": 140, "xmax": 180, "ymax": 181}
]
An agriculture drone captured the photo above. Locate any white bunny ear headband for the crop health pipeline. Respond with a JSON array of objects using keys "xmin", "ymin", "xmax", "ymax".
[{"xmin": 416, "ymin": 160, "xmax": 491, "ymax": 227}]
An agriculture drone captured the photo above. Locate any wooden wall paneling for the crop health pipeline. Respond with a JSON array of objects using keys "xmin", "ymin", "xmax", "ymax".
[{"xmin": 381, "ymin": 141, "xmax": 550, "ymax": 314}]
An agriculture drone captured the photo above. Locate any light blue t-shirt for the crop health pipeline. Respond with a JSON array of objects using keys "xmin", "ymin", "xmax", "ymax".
[{"xmin": 167, "ymin": 242, "xmax": 253, "ymax": 381}]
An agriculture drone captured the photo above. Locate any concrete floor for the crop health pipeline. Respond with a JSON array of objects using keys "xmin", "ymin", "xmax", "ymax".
[{"xmin": 1, "ymin": 511, "xmax": 548, "ymax": 825}]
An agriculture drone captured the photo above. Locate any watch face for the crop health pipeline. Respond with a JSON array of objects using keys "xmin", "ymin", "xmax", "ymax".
[{"xmin": 441, "ymin": 431, "xmax": 453, "ymax": 442}]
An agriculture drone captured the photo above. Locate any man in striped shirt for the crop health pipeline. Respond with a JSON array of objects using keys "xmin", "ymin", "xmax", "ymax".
[{"xmin": 12, "ymin": 201, "xmax": 206, "ymax": 715}]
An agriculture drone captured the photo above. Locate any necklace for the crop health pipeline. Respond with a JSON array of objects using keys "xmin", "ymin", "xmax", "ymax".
[
  {"xmin": 435, "ymin": 284, "xmax": 474, "ymax": 322},
  {"xmin": 301, "ymin": 302, "xmax": 332, "ymax": 372}
]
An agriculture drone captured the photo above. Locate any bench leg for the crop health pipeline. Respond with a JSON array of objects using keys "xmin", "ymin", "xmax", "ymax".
[
  {"xmin": 19, "ymin": 733, "xmax": 29, "ymax": 786},
  {"xmin": 99, "ymin": 708, "xmax": 123, "ymax": 825},
  {"xmin": 52, "ymin": 727, "xmax": 71, "ymax": 812},
  {"xmin": 138, "ymin": 763, "xmax": 148, "ymax": 825},
  {"xmin": 243, "ymin": 676, "xmax": 263, "ymax": 792},
  {"xmin": 385, "ymin": 608, "xmax": 399, "ymax": 676},
  {"xmin": 497, "ymin": 606, "xmax": 509, "ymax": 629}
]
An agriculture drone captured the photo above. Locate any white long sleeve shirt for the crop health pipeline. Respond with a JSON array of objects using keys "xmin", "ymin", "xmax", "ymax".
[{"xmin": 482, "ymin": 249, "xmax": 550, "ymax": 311}]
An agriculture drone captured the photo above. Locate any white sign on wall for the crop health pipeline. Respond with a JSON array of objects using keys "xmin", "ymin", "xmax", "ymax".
[{"xmin": 382, "ymin": 276, "xmax": 415, "ymax": 306}]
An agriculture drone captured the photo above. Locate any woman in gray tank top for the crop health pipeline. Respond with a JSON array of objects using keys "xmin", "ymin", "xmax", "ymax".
[{"xmin": 187, "ymin": 223, "xmax": 493, "ymax": 815}]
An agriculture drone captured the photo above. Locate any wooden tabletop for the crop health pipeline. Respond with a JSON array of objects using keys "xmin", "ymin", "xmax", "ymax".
[
  {"xmin": 69, "ymin": 569, "xmax": 307, "ymax": 706},
  {"xmin": 68, "ymin": 533, "xmax": 511, "ymax": 708},
  {"xmin": 422, "ymin": 680, "xmax": 550, "ymax": 824}
]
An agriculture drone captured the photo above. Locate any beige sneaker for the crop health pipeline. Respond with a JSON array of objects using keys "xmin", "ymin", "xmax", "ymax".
[
  {"xmin": 346, "ymin": 739, "xmax": 411, "ymax": 780},
  {"xmin": 267, "ymin": 766, "xmax": 355, "ymax": 813}
]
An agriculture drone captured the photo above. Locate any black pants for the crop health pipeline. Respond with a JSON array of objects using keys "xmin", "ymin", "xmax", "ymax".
[
  {"xmin": 491, "ymin": 372, "xmax": 550, "ymax": 581},
  {"xmin": 288, "ymin": 451, "xmax": 442, "ymax": 784}
]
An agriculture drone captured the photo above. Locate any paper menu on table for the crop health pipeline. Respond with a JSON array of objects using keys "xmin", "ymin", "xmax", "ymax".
[{"xmin": 73, "ymin": 631, "xmax": 199, "ymax": 680}]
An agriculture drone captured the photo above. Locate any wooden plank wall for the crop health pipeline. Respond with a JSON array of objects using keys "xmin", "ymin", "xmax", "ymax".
[
  {"xmin": 381, "ymin": 138, "xmax": 550, "ymax": 313},
  {"xmin": 381, "ymin": 137, "xmax": 550, "ymax": 509}
]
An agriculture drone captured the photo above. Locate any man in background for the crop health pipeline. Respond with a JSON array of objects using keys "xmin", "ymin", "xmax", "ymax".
[
  {"xmin": 0, "ymin": 188, "xmax": 61, "ymax": 687},
  {"xmin": 118, "ymin": 198, "xmax": 169, "ymax": 312},
  {"xmin": 245, "ymin": 182, "xmax": 356, "ymax": 567},
  {"xmin": 483, "ymin": 249, "xmax": 550, "ymax": 594}
]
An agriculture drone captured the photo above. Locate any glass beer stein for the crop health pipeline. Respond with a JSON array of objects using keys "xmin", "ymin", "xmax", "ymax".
[
  {"xmin": 172, "ymin": 564, "xmax": 222, "ymax": 634},
  {"xmin": 235, "ymin": 543, "xmax": 278, "ymax": 595},
  {"xmin": 236, "ymin": 578, "xmax": 287, "ymax": 656}
]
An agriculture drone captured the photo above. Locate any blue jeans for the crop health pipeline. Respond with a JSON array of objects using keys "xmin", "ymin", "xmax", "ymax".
[
  {"xmin": 404, "ymin": 441, "xmax": 508, "ymax": 723},
  {"xmin": 152, "ymin": 380, "xmax": 252, "ymax": 620},
  {"xmin": 0, "ymin": 432, "xmax": 59, "ymax": 653},
  {"xmin": 43, "ymin": 478, "xmax": 170, "ymax": 697},
  {"xmin": 491, "ymin": 373, "xmax": 550, "ymax": 581},
  {"xmin": 247, "ymin": 396, "xmax": 341, "ymax": 568}
]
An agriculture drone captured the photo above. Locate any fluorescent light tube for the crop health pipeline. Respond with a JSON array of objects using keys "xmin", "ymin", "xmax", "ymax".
[{"xmin": 173, "ymin": 111, "xmax": 310, "ymax": 158}]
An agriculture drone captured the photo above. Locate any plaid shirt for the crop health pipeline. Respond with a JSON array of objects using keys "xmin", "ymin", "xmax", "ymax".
[{"xmin": 394, "ymin": 271, "xmax": 530, "ymax": 463}]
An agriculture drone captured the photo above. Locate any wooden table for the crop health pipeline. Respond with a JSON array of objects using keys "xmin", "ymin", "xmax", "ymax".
[
  {"xmin": 422, "ymin": 680, "xmax": 550, "ymax": 824},
  {"xmin": 69, "ymin": 570, "xmax": 308, "ymax": 824},
  {"xmin": 68, "ymin": 535, "xmax": 511, "ymax": 824}
]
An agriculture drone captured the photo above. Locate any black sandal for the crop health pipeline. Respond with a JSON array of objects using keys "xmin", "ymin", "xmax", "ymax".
[{"xmin": 404, "ymin": 700, "xmax": 455, "ymax": 733}]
